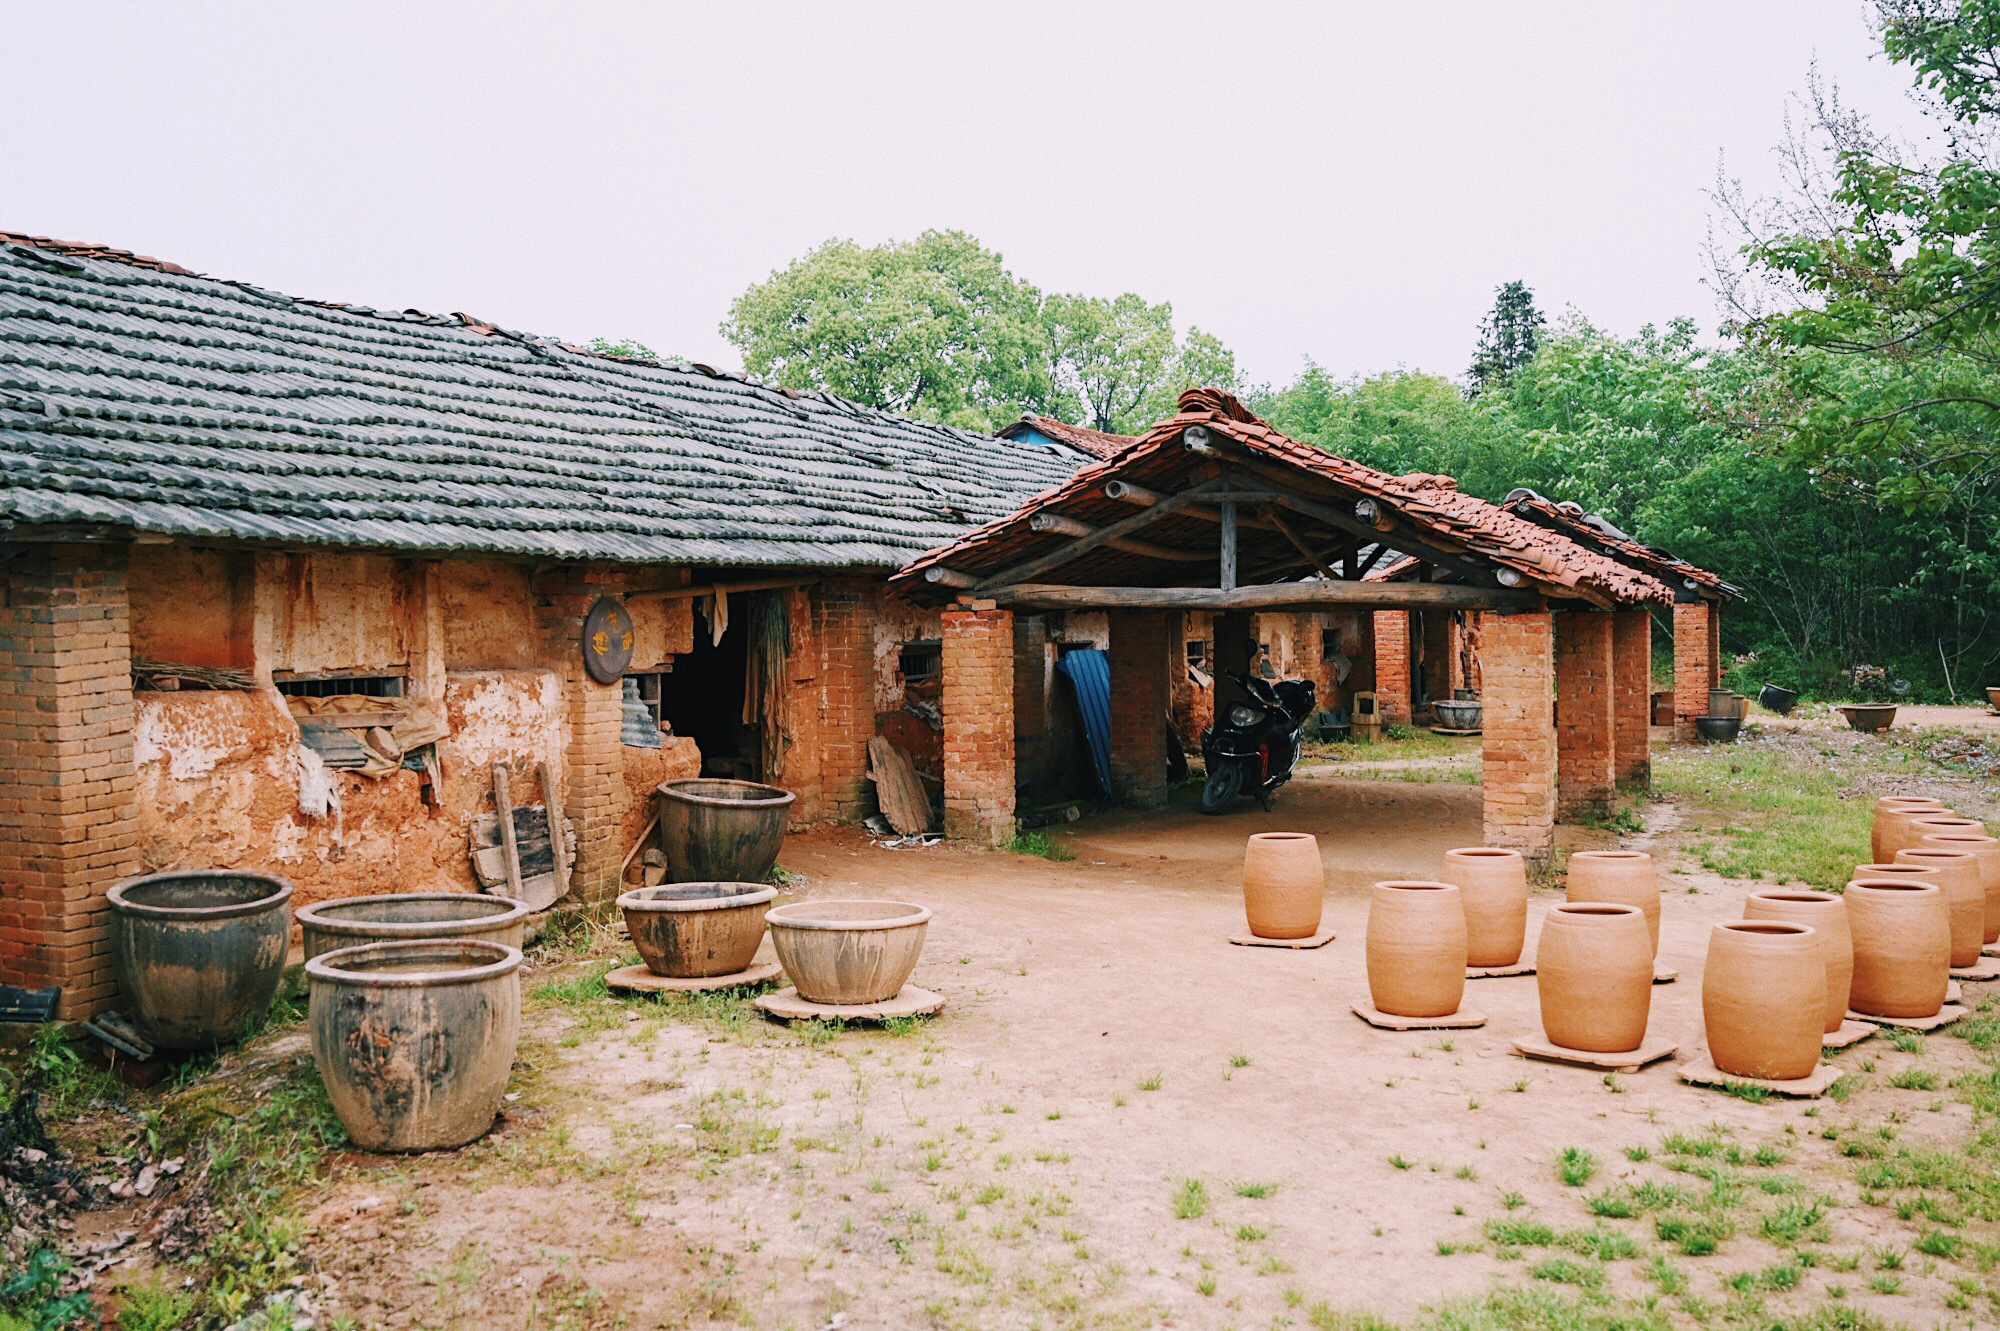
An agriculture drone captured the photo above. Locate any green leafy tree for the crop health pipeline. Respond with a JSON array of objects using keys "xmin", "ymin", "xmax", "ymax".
[
  {"xmin": 587, "ymin": 337, "xmax": 667, "ymax": 362},
  {"xmin": 1466, "ymin": 281, "xmax": 1547, "ymax": 396},
  {"xmin": 1043, "ymin": 293, "xmax": 1240, "ymax": 433},
  {"xmin": 721, "ymin": 230, "xmax": 1050, "ymax": 430}
]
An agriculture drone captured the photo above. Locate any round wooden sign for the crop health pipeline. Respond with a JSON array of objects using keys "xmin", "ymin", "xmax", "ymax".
[{"xmin": 582, "ymin": 596, "xmax": 635, "ymax": 684}]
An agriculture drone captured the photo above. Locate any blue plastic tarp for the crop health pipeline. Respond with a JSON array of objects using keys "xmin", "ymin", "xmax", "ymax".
[{"xmin": 1056, "ymin": 648, "xmax": 1114, "ymax": 797}]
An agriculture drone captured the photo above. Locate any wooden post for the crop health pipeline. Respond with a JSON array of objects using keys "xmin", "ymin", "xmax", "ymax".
[{"xmin": 1219, "ymin": 503, "xmax": 1238, "ymax": 591}]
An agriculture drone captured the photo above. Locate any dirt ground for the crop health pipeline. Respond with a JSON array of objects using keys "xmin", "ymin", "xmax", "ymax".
[{"xmin": 281, "ymin": 725, "xmax": 2000, "ymax": 1331}]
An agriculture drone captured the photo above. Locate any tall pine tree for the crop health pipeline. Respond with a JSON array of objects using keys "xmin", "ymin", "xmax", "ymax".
[{"xmin": 1466, "ymin": 281, "xmax": 1546, "ymax": 396}]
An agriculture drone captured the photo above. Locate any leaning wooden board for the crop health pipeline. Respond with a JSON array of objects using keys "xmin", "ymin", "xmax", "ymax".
[
  {"xmin": 470, "ymin": 806, "xmax": 576, "ymax": 909},
  {"xmin": 866, "ymin": 736, "xmax": 934, "ymax": 835}
]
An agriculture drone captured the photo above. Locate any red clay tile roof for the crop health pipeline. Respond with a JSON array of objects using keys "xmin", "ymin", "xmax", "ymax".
[
  {"xmin": 892, "ymin": 388, "xmax": 1674, "ymax": 607},
  {"xmin": 1503, "ymin": 490, "xmax": 1742, "ymax": 601},
  {"xmin": 997, "ymin": 414, "xmax": 1137, "ymax": 461}
]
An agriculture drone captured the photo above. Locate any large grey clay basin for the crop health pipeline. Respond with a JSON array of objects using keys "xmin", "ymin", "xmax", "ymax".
[{"xmin": 107, "ymin": 870, "xmax": 293, "ymax": 1050}]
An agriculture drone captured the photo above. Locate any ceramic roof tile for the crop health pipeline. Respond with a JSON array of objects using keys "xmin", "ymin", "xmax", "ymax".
[{"xmin": 0, "ymin": 233, "xmax": 1087, "ymax": 567}]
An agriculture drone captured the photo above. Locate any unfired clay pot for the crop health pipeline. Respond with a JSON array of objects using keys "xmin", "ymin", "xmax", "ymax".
[
  {"xmin": 1702, "ymin": 921, "xmax": 1826, "ymax": 1082},
  {"xmin": 766, "ymin": 900, "xmax": 930, "ymax": 1005},
  {"xmin": 1439, "ymin": 847, "xmax": 1528, "ymax": 968},
  {"xmin": 1744, "ymin": 890, "xmax": 1851, "ymax": 1034},
  {"xmin": 1845, "ymin": 880, "xmax": 1951, "ymax": 1019},
  {"xmin": 1919, "ymin": 831, "xmax": 2000, "ymax": 945},
  {"xmin": 1908, "ymin": 814, "xmax": 1987, "ymax": 845},
  {"xmin": 1365, "ymin": 881, "xmax": 1467, "ymax": 1019},
  {"xmin": 1535, "ymin": 903, "xmax": 1653, "ymax": 1053},
  {"xmin": 1242, "ymin": 833, "xmax": 1325, "ymax": 940},
  {"xmin": 1872, "ymin": 797, "xmax": 1946, "ymax": 864},
  {"xmin": 1564, "ymin": 851, "xmax": 1659, "ymax": 956},
  {"xmin": 1893, "ymin": 848, "xmax": 1984, "ymax": 967}
]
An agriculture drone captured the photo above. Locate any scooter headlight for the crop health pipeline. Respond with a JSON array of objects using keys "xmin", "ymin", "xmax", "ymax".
[{"xmin": 1228, "ymin": 704, "xmax": 1267, "ymax": 728}]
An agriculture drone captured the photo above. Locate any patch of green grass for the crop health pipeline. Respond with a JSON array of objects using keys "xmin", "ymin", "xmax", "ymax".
[
  {"xmin": 1138, "ymin": 1072, "xmax": 1164, "ymax": 1092},
  {"xmin": 1006, "ymin": 831, "xmax": 1075, "ymax": 861},
  {"xmin": 1484, "ymin": 1217, "xmax": 1556, "ymax": 1248},
  {"xmin": 1388, "ymin": 1154, "xmax": 1413, "ymax": 1171},
  {"xmin": 1887, "ymin": 1066, "xmax": 1939, "ymax": 1091},
  {"xmin": 1556, "ymin": 1146, "xmax": 1597, "ymax": 1187},
  {"xmin": 1235, "ymin": 1181, "xmax": 1278, "ymax": 1199},
  {"xmin": 1172, "ymin": 1177, "xmax": 1208, "ymax": 1219}
]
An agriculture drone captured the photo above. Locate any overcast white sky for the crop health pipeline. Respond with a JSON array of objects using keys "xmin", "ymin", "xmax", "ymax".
[{"xmin": 3, "ymin": 2, "xmax": 1941, "ymax": 390}]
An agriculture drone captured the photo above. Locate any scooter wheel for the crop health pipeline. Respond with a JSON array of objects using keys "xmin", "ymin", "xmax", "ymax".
[{"xmin": 1200, "ymin": 765, "xmax": 1243, "ymax": 815}]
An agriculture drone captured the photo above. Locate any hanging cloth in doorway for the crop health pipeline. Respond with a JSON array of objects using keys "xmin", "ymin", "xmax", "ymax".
[{"xmin": 699, "ymin": 585, "xmax": 730, "ymax": 647}]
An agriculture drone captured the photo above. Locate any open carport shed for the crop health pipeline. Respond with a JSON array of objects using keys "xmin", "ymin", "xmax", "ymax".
[{"xmin": 889, "ymin": 390, "xmax": 1674, "ymax": 866}]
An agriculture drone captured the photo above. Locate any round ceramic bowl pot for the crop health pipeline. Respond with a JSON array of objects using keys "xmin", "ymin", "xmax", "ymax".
[
  {"xmin": 1757, "ymin": 684, "xmax": 1799, "ymax": 716},
  {"xmin": 618, "ymin": 882, "xmax": 776, "ymax": 978},
  {"xmin": 767, "ymin": 900, "xmax": 931, "ymax": 1005},
  {"xmin": 1365, "ymin": 881, "xmax": 1466, "ymax": 1019},
  {"xmin": 1838, "ymin": 704, "xmax": 1897, "ymax": 733},
  {"xmin": 1988, "ymin": 685, "xmax": 2000, "ymax": 711},
  {"xmin": 1873, "ymin": 797, "xmax": 1946, "ymax": 864},
  {"xmin": 1565, "ymin": 851, "xmax": 1660, "ymax": 956},
  {"xmin": 1893, "ymin": 848, "xmax": 1985, "ymax": 967},
  {"xmin": 1536, "ymin": 903, "xmax": 1653, "ymax": 1053},
  {"xmin": 1845, "ymin": 880, "xmax": 1950, "ymax": 1019},
  {"xmin": 1432, "ymin": 700, "xmax": 1482, "ymax": 730},
  {"xmin": 1694, "ymin": 716, "xmax": 1741, "ymax": 743},
  {"xmin": 107, "ymin": 870, "xmax": 294, "ymax": 1050},
  {"xmin": 1242, "ymin": 832, "xmax": 1324, "ymax": 940},
  {"xmin": 308, "ymin": 939, "xmax": 522, "ymax": 1153},
  {"xmin": 297, "ymin": 892, "xmax": 531, "ymax": 962},
  {"xmin": 1440, "ymin": 847, "xmax": 1527, "ymax": 968},
  {"xmin": 1744, "ymin": 890, "xmax": 1852, "ymax": 1034},
  {"xmin": 1703, "ymin": 921, "xmax": 1826, "ymax": 1082},
  {"xmin": 1919, "ymin": 832, "xmax": 2000, "ymax": 945},
  {"xmin": 656, "ymin": 779, "xmax": 797, "ymax": 885}
]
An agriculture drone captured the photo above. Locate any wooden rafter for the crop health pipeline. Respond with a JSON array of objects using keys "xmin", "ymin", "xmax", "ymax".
[
  {"xmin": 971, "ymin": 482, "xmax": 1269, "ymax": 591},
  {"xmin": 979, "ymin": 582, "xmax": 1541, "ymax": 612}
]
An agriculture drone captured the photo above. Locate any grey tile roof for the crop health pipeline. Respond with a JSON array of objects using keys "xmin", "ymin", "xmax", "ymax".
[{"xmin": 0, "ymin": 235, "xmax": 1087, "ymax": 568}]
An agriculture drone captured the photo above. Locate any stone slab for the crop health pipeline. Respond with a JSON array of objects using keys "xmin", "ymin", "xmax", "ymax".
[
  {"xmin": 1350, "ymin": 1001, "xmax": 1487, "ymax": 1031},
  {"xmin": 1467, "ymin": 960, "xmax": 1535, "ymax": 979},
  {"xmin": 605, "ymin": 961, "xmax": 781, "ymax": 994},
  {"xmin": 1229, "ymin": 928, "xmax": 1337, "ymax": 950},
  {"xmin": 1948, "ymin": 979, "xmax": 1964, "ymax": 1002},
  {"xmin": 756, "ymin": 985, "xmax": 946, "ymax": 1023},
  {"xmin": 1679, "ymin": 1054, "xmax": 1843, "ymax": 1098},
  {"xmin": 1510, "ymin": 1034, "xmax": 1678, "ymax": 1073},
  {"xmin": 1847, "ymin": 1004, "xmax": 1968, "ymax": 1032},
  {"xmin": 1823, "ymin": 1020, "xmax": 1877, "ymax": 1050},
  {"xmin": 1653, "ymin": 962, "xmax": 1679, "ymax": 984},
  {"xmin": 1429, "ymin": 727, "xmax": 1482, "ymax": 736},
  {"xmin": 1949, "ymin": 957, "xmax": 2000, "ymax": 981}
]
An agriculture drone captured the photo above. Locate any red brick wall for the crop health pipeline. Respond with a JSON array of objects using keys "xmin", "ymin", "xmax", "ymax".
[
  {"xmin": 1672, "ymin": 601, "xmax": 1714, "ymax": 740},
  {"xmin": 532, "ymin": 565, "xmax": 629, "ymax": 904},
  {"xmin": 0, "ymin": 545, "xmax": 141, "ymax": 1018},
  {"xmin": 1611, "ymin": 609, "xmax": 1651, "ymax": 786},
  {"xmin": 810, "ymin": 578, "xmax": 875, "ymax": 823},
  {"xmin": 1554, "ymin": 612, "xmax": 1616, "ymax": 820},
  {"xmin": 942, "ymin": 603, "xmax": 1015, "ymax": 845},
  {"xmin": 1371, "ymin": 610, "xmax": 1412, "ymax": 724},
  {"xmin": 1108, "ymin": 610, "xmax": 1171, "ymax": 808},
  {"xmin": 1480, "ymin": 611, "xmax": 1555, "ymax": 866}
]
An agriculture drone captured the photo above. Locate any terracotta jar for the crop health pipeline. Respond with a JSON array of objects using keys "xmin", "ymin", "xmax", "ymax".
[
  {"xmin": 1873, "ymin": 797, "xmax": 1946, "ymax": 864},
  {"xmin": 1365, "ymin": 881, "xmax": 1466, "ymax": 1018},
  {"xmin": 1536, "ymin": 903, "xmax": 1653, "ymax": 1052},
  {"xmin": 1893, "ymin": 848, "xmax": 1985, "ymax": 967},
  {"xmin": 1845, "ymin": 880, "xmax": 1951, "ymax": 1019},
  {"xmin": 1565, "ymin": 851, "xmax": 1659, "ymax": 956},
  {"xmin": 1439, "ymin": 847, "xmax": 1528, "ymax": 968},
  {"xmin": 1744, "ymin": 890, "xmax": 1851, "ymax": 1034},
  {"xmin": 1920, "ymin": 831, "xmax": 2000, "ymax": 945},
  {"xmin": 1908, "ymin": 814, "xmax": 1988, "ymax": 845},
  {"xmin": 1242, "ymin": 833, "xmax": 1325, "ymax": 940},
  {"xmin": 1703, "ymin": 921, "xmax": 1826, "ymax": 1081}
]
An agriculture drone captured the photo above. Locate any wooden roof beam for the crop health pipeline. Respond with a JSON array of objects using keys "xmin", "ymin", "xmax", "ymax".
[
  {"xmin": 1027, "ymin": 512, "xmax": 1210, "ymax": 562},
  {"xmin": 979, "ymin": 581, "xmax": 1542, "ymax": 612}
]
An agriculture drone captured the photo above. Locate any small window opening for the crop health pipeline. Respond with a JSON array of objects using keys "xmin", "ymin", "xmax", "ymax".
[
  {"xmin": 898, "ymin": 641, "xmax": 942, "ymax": 682},
  {"xmin": 273, "ymin": 672, "xmax": 405, "ymax": 700},
  {"xmin": 1322, "ymin": 629, "xmax": 1342, "ymax": 662},
  {"xmin": 1186, "ymin": 639, "xmax": 1207, "ymax": 665}
]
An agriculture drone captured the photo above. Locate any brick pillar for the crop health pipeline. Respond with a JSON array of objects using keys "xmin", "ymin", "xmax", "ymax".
[
  {"xmin": 1707, "ymin": 601, "xmax": 1723, "ymax": 685},
  {"xmin": 533, "ymin": 566, "xmax": 627, "ymax": 905},
  {"xmin": 812, "ymin": 579, "xmax": 874, "ymax": 822},
  {"xmin": 1672, "ymin": 601, "xmax": 1713, "ymax": 740},
  {"xmin": 1012, "ymin": 614, "xmax": 1050, "ymax": 787},
  {"xmin": 1611, "ymin": 609, "xmax": 1651, "ymax": 786},
  {"xmin": 1480, "ymin": 611, "xmax": 1555, "ymax": 867},
  {"xmin": 0, "ymin": 544, "xmax": 141, "ymax": 1019},
  {"xmin": 1107, "ymin": 610, "xmax": 1171, "ymax": 808},
  {"xmin": 1554, "ymin": 612, "xmax": 1616, "ymax": 820},
  {"xmin": 942, "ymin": 603, "xmax": 1015, "ymax": 845},
  {"xmin": 1371, "ymin": 610, "xmax": 1412, "ymax": 724}
]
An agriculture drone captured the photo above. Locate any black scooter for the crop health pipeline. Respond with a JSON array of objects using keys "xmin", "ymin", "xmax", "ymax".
[{"xmin": 1198, "ymin": 671, "xmax": 1317, "ymax": 814}]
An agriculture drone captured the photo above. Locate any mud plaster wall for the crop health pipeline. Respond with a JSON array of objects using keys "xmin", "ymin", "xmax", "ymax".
[
  {"xmin": 128, "ymin": 546, "xmax": 254, "ymax": 669},
  {"xmin": 266, "ymin": 553, "xmax": 412, "ymax": 676}
]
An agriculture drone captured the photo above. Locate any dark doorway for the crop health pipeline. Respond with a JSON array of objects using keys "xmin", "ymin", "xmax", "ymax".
[{"xmin": 662, "ymin": 606, "xmax": 756, "ymax": 778}]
